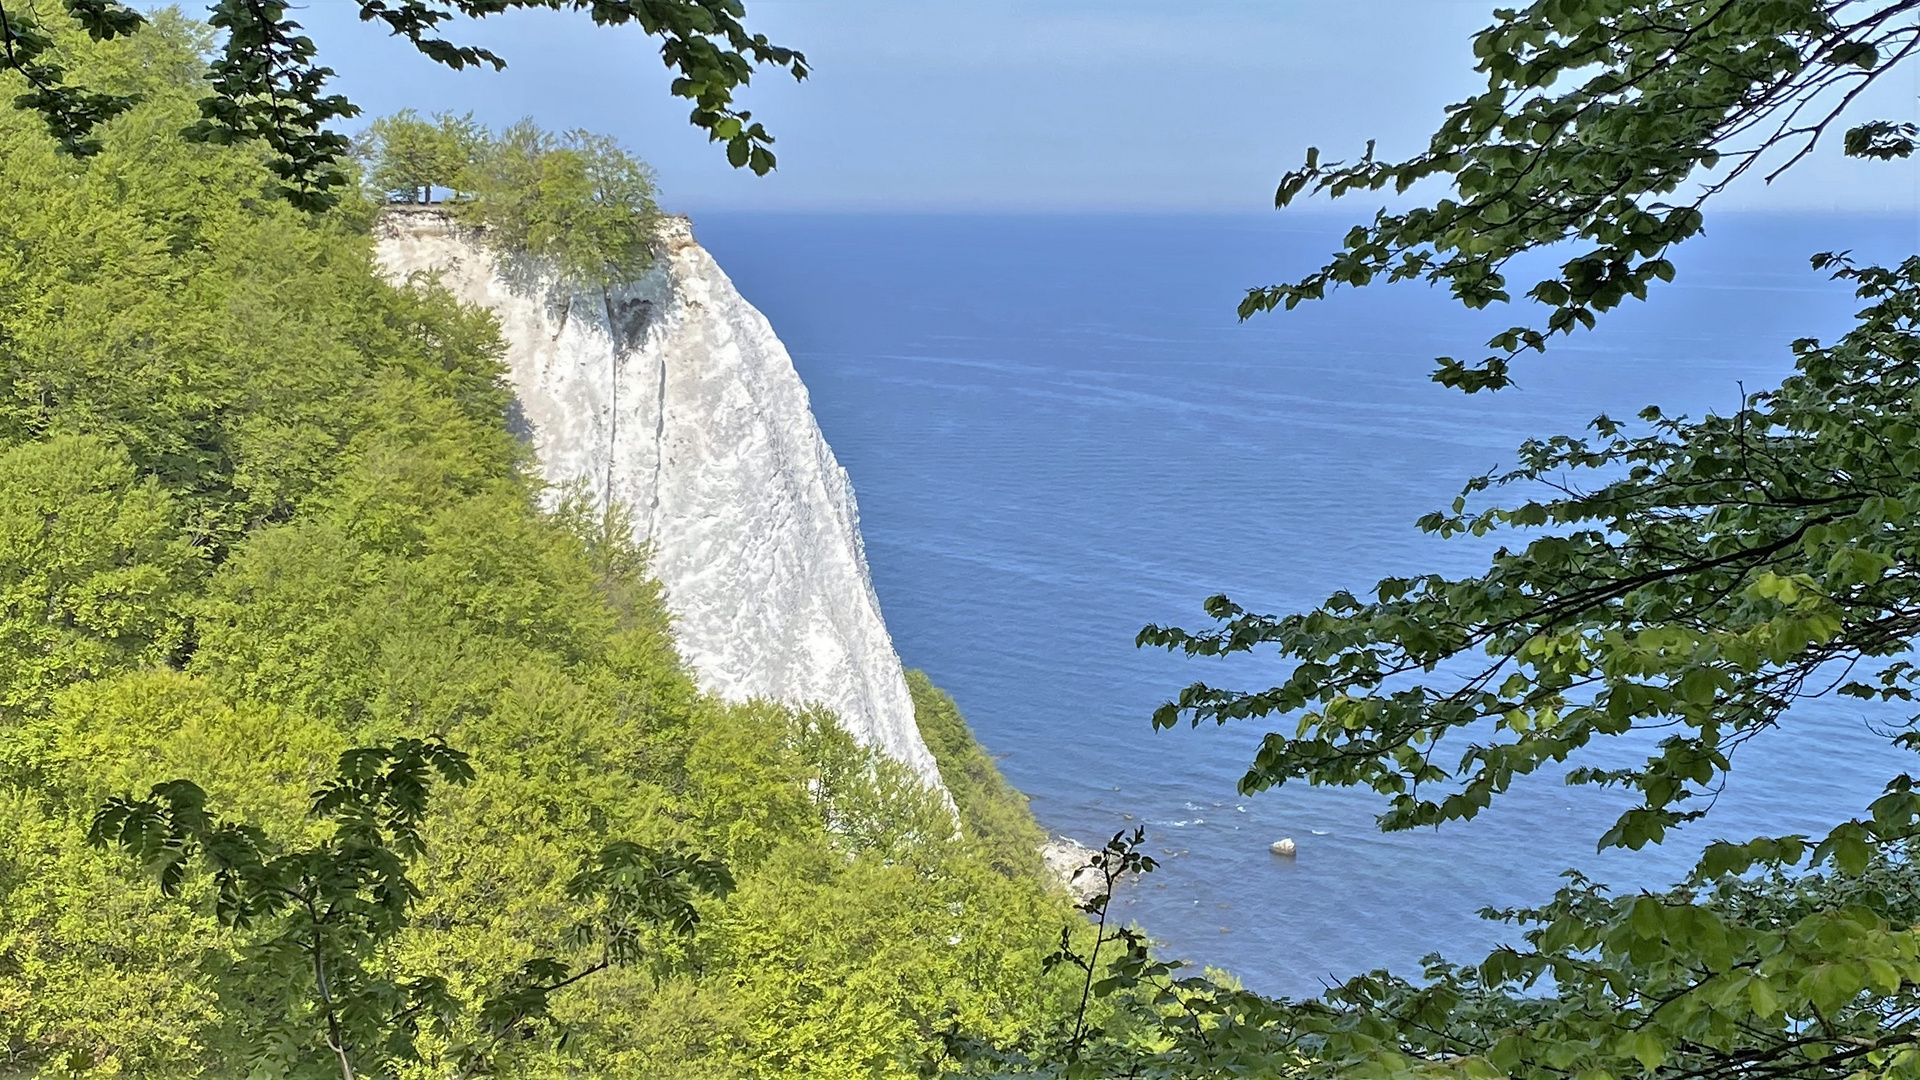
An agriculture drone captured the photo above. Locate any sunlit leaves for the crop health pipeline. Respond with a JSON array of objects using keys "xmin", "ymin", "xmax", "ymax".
[
  {"xmin": 565, "ymin": 840, "xmax": 735, "ymax": 957},
  {"xmin": 2, "ymin": 0, "xmax": 803, "ymax": 207},
  {"xmin": 89, "ymin": 738, "xmax": 477, "ymax": 1076},
  {"xmin": 0, "ymin": 0, "xmax": 144, "ymax": 155},
  {"xmin": 1146, "ymin": 256, "xmax": 1920, "ymax": 860},
  {"xmin": 453, "ymin": 120, "xmax": 663, "ymax": 286},
  {"xmin": 358, "ymin": 108, "xmax": 482, "ymax": 203},
  {"xmin": 90, "ymin": 739, "xmax": 735, "ymax": 1078},
  {"xmin": 1248, "ymin": 1, "xmax": 1917, "ymax": 389}
]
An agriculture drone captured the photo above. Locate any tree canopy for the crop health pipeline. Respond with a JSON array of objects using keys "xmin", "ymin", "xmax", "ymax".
[
  {"xmin": 0, "ymin": 0, "xmax": 801, "ymax": 209},
  {"xmin": 456, "ymin": 121, "xmax": 663, "ymax": 287},
  {"xmin": 359, "ymin": 109, "xmax": 483, "ymax": 204},
  {"xmin": 361, "ymin": 112, "xmax": 663, "ymax": 286},
  {"xmin": 1246, "ymin": 0, "xmax": 1920, "ymax": 391}
]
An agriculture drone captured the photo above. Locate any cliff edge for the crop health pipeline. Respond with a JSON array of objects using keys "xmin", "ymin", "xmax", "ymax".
[{"xmin": 374, "ymin": 208, "xmax": 944, "ymax": 789}]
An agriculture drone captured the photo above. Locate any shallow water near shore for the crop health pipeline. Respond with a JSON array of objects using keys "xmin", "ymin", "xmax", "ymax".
[{"xmin": 696, "ymin": 210, "xmax": 1920, "ymax": 998}]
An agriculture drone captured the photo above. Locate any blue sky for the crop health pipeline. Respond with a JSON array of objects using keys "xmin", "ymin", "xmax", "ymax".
[{"xmin": 294, "ymin": 0, "xmax": 1920, "ymax": 213}]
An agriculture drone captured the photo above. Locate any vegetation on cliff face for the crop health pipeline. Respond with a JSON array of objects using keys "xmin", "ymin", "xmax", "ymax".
[
  {"xmin": 0, "ymin": 19, "xmax": 1076, "ymax": 1079},
  {"xmin": 909, "ymin": 671, "xmax": 1049, "ymax": 881}
]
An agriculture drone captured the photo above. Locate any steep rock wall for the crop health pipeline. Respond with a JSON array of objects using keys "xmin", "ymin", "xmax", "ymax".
[{"xmin": 374, "ymin": 208, "xmax": 943, "ymax": 788}]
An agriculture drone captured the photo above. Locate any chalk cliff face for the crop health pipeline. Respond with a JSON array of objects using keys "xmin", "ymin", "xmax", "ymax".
[{"xmin": 374, "ymin": 208, "xmax": 943, "ymax": 789}]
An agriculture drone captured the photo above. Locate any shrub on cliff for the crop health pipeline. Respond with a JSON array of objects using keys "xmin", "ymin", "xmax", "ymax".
[
  {"xmin": 457, "ymin": 121, "xmax": 662, "ymax": 288},
  {"xmin": 358, "ymin": 113, "xmax": 663, "ymax": 288},
  {"xmin": 359, "ymin": 109, "xmax": 485, "ymax": 204},
  {"xmin": 909, "ymin": 671, "xmax": 1048, "ymax": 880}
]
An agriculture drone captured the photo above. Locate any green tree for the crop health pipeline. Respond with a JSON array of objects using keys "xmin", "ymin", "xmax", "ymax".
[
  {"xmin": 1246, "ymin": 0, "xmax": 1920, "ymax": 391},
  {"xmin": 909, "ymin": 670, "xmax": 1049, "ymax": 880},
  {"xmin": 0, "ymin": 435, "xmax": 202, "ymax": 721},
  {"xmin": 456, "ymin": 121, "xmax": 662, "ymax": 287},
  {"xmin": 1064, "ymin": 3, "xmax": 1920, "ymax": 1080},
  {"xmin": 361, "ymin": 110, "xmax": 483, "ymax": 204},
  {"xmin": 0, "ymin": 0, "xmax": 801, "ymax": 208},
  {"xmin": 91, "ymin": 737, "xmax": 735, "ymax": 1080}
]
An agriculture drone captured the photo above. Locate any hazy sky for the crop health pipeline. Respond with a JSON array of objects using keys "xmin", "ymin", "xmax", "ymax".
[{"xmin": 294, "ymin": 0, "xmax": 1920, "ymax": 213}]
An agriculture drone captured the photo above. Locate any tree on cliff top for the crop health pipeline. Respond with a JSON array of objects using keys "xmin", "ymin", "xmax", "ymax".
[
  {"xmin": 0, "ymin": 0, "xmax": 800, "ymax": 209},
  {"xmin": 457, "ymin": 121, "xmax": 662, "ymax": 287},
  {"xmin": 360, "ymin": 110, "xmax": 483, "ymax": 205},
  {"xmin": 361, "ymin": 112, "xmax": 663, "ymax": 286}
]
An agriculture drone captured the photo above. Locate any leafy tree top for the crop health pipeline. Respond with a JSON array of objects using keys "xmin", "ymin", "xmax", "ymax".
[
  {"xmin": 362, "ymin": 113, "xmax": 665, "ymax": 287},
  {"xmin": 1251, "ymin": 0, "xmax": 1920, "ymax": 391},
  {"xmin": 456, "ymin": 120, "xmax": 663, "ymax": 287},
  {"xmin": 359, "ymin": 109, "xmax": 482, "ymax": 204},
  {"xmin": 0, "ymin": 0, "xmax": 802, "ymax": 209}
]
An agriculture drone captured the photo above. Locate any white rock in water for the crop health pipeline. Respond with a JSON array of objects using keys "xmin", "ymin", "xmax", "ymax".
[
  {"xmin": 374, "ymin": 208, "xmax": 944, "ymax": 789},
  {"xmin": 1040, "ymin": 836, "xmax": 1103, "ymax": 904},
  {"xmin": 1269, "ymin": 838, "xmax": 1297, "ymax": 856}
]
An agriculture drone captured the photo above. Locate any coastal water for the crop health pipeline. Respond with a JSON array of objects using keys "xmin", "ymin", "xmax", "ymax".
[{"xmin": 696, "ymin": 211, "xmax": 1920, "ymax": 998}]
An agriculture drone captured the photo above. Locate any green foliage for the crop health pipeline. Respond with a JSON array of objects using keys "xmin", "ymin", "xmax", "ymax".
[
  {"xmin": 0, "ymin": 435, "xmax": 202, "ymax": 721},
  {"xmin": 357, "ymin": 113, "xmax": 663, "ymax": 286},
  {"xmin": 360, "ymin": 110, "xmax": 483, "ymax": 204},
  {"xmin": 909, "ymin": 670, "xmax": 1048, "ymax": 879},
  {"xmin": 0, "ymin": 0, "xmax": 144, "ymax": 156},
  {"xmin": 91, "ymin": 738, "xmax": 735, "ymax": 1080},
  {"xmin": 455, "ymin": 121, "xmax": 661, "ymax": 288},
  {"xmin": 0, "ymin": 18, "xmax": 510, "ymax": 549},
  {"xmin": 0, "ymin": 24, "xmax": 1070, "ymax": 1080},
  {"xmin": 1122, "ymin": 251, "xmax": 1920, "ymax": 1080},
  {"xmin": 1147, "ymin": 254, "xmax": 1920, "ymax": 862},
  {"xmin": 959, "ymin": 839, "xmax": 1920, "ymax": 1080},
  {"xmin": 1250, "ymin": 0, "xmax": 1920, "ymax": 390},
  {"xmin": 1082, "ymin": 4, "xmax": 1920, "ymax": 1079},
  {"xmin": 946, "ymin": 830, "xmax": 1303, "ymax": 1080},
  {"xmin": 0, "ymin": 0, "xmax": 800, "ymax": 207},
  {"xmin": 1272, "ymin": 849, "xmax": 1920, "ymax": 1080},
  {"xmin": 90, "ymin": 739, "xmax": 480, "ymax": 1080}
]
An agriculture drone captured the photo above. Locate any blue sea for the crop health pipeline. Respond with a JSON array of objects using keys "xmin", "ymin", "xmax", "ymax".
[{"xmin": 696, "ymin": 211, "xmax": 1920, "ymax": 998}]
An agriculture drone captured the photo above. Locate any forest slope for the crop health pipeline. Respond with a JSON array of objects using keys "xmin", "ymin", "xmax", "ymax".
[{"xmin": 0, "ymin": 17, "xmax": 1074, "ymax": 1079}]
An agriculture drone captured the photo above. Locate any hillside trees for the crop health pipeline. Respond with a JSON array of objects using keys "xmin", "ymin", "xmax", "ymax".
[
  {"xmin": 0, "ymin": 21, "xmax": 1079, "ymax": 1079},
  {"xmin": 1056, "ymin": 3, "xmax": 1920, "ymax": 1080},
  {"xmin": 90, "ymin": 738, "xmax": 737, "ymax": 1080},
  {"xmin": 0, "ymin": 0, "xmax": 801, "ymax": 208}
]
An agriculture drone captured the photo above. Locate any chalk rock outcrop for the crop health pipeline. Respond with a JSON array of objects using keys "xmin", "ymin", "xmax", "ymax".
[
  {"xmin": 1041, "ymin": 836, "xmax": 1103, "ymax": 905},
  {"xmin": 374, "ymin": 208, "xmax": 943, "ymax": 788}
]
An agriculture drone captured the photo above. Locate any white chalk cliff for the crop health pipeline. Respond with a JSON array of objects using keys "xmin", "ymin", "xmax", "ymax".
[{"xmin": 374, "ymin": 208, "xmax": 943, "ymax": 789}]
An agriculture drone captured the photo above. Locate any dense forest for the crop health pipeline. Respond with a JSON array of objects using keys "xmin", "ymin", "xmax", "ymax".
[{"xmin": 0, "ymin": 17, "xmax": 1082, "ymax": 1078}]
